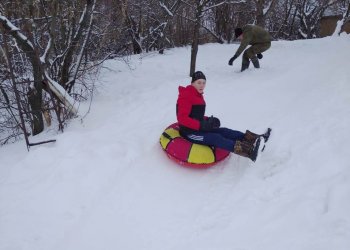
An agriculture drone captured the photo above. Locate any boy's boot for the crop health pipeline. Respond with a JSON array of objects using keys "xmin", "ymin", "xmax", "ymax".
[
  {"xmin": 233, "ymin": 140, "xmax": 251, "ymax": 158},
  {"xmin": 251, "ymin": 57, "xmax": 260, "ymax": 68},
  {"xmin": 233, "ymin": 139, "xmax": 260, "ymax": 162},
  {"xmin": 243, "ymin": 130, "xmax": 260, "ymax": 144}
]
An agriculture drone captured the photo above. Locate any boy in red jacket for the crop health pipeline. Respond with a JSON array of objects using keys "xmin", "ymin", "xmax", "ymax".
[{"xmin": 176, "ymin": 71, "xmax": 261, "ymax": 162}]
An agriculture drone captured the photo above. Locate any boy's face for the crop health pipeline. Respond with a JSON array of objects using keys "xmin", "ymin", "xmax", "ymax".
[{"xmin": 191, "ymin": 79, "xmax": 206, "ymax": 94}]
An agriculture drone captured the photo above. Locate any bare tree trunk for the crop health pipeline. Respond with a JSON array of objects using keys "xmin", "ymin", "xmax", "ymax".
[
  {"xmin": 339, "ymin": 1, "xmax": 350, "ymax": 35},
  {"xmin": 276, "ymin": 0, "xmax": 296, "ymax": 38},
  {"xmin": 60, "ymin": 0, "xmax": 96, "ymax": 87},
  {"xmin": 190, "ymin": 17, "xmax": 200, "ymax": 76},
  {"xmin": 0, "ymin": 17, "xmax": 44, "ymax": 135},
  {"xmin": 255, "ymin": 0, "xmax": 276, "ymax": 27},
  {"xmin": 255, "ymin": 0, "xmax": 265, "ymax": 26},
  {"xmin": 189, "ymin": 0, "xmax": 210, "ymax": 76},
  {"xmin": 2, "ymin": 35, "xmax": 30, "ymax": 149}
]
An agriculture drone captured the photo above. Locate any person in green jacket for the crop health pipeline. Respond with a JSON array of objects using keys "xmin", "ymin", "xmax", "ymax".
[{"xmin": 228, "ymin": 25, "xmax": 272, "ymax": 72}]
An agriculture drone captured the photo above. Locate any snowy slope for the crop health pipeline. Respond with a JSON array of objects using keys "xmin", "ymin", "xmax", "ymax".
[{"xmin": 1, "ymin": 35, "xmax": 350, "ymax": 250}]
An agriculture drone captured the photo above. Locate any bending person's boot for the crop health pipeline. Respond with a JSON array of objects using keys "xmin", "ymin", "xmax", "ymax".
[
  {"xmin": 251, "ymin": 57, "xmax": 260, "ymax": 68},
  {"xmin": 241, "ymin": 60, "xmax": 250, "ymax": 72}
]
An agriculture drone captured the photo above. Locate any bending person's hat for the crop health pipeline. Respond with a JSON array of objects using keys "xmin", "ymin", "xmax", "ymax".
[
  {"xmin": 234, "ymin": 28, "xmax": 243, "ymax": 38},
  {"xmin": 191, "ymin": 71, "xmax": 206, "ymax": 83}
]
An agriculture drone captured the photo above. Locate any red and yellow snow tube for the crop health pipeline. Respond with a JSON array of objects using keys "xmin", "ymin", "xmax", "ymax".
[{"xmin": 159, "ymin": 123, "xmax": 230, "ymax": 168}]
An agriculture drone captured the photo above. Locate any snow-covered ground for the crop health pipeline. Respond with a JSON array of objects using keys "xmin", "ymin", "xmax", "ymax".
[{"xmin": 1, "ymin": 35, "xmax": 350, "ymax": 250}]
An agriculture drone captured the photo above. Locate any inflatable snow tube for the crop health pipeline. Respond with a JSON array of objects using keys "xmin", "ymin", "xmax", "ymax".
[{"xmin": 159, "ymin": 123, "xmax": 230, "ymax": 168}]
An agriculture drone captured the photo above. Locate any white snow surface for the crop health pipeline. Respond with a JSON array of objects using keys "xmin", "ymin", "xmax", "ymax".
[{"xmin": 1, "ymin": 36, "xmax": 350, "ymax": 250}]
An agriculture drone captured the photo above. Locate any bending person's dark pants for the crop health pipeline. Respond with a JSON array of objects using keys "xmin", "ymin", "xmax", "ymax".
[{"xmin": 242, "ymin": 42, "xmax": 271, "ymax": 71}]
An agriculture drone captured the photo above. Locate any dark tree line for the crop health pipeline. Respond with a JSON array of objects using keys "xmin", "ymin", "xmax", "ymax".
[{"xmin": 0, "ymin": 0, "xmax": 349, "ymax": 147}]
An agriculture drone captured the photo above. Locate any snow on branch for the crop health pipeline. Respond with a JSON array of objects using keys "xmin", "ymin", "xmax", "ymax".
[
  {"xmin": 263, "ymin": 0, "xmax": 274, "ymax": 15},
  {"xmin": 159, "ymin": 2, "xmax": 174, "ymax": 16},
  {"xmin": 203, "ymin": 1, "xmax": 227, "ymax": 12},
  {"xmin": 202, "ymin": 0, "xmax": 246, "ymax": 12},
  {"xmin": 40, "ymin": 37, "xmax": 52, "ymax": 64},
  {"xmin": 225, "ymin": 0, "xmax": 246, "ymax": 5},
  {"xmin": 298, "ymin": 28, "xmax": 307, "ymax": 39},
  {"xmin": 0, "ymin": 15, "xmax": 34, "ymax": 51},
  {"xmin": 44, "ymin": 70, "xmax": 78, "ymax": 115}
]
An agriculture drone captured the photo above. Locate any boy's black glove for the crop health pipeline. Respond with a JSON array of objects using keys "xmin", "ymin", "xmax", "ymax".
[
  {"xmin": 200, "ymin": 118, "xmax": 214, "ymax": 131},
  {"xmin": 200, "ymin": 116, "xmax": 220, "ymax": 131},
  {"xmin": 228, "ymin": 55, "xmax": 238, "ymax": 66},
  {"xmin": 257, "ymin": 53, "xmax": 263, "ymax": 59},
  {"xmin": 211, "ymin": 116, "xmax": 221, "ymax": 128}
]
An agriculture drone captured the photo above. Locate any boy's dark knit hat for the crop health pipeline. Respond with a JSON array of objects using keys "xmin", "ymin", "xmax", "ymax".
[
  {"xmin": 234, "ymin": 28, "xmax": 243, "ymax": 38},
  {"xmin": 191, "ymin": 71, "xmax": 206, "ymax": 83}
]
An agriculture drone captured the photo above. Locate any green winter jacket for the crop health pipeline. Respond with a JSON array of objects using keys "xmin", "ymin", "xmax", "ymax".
[{"xmin": 234, "ymin": 25, "xmax": 272, "ymax": 57}]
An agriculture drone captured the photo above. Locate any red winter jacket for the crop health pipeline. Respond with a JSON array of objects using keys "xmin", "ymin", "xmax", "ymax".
[{"xmin": 176, "ymin": 85, "xmax": 206, "ymax": 134}]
